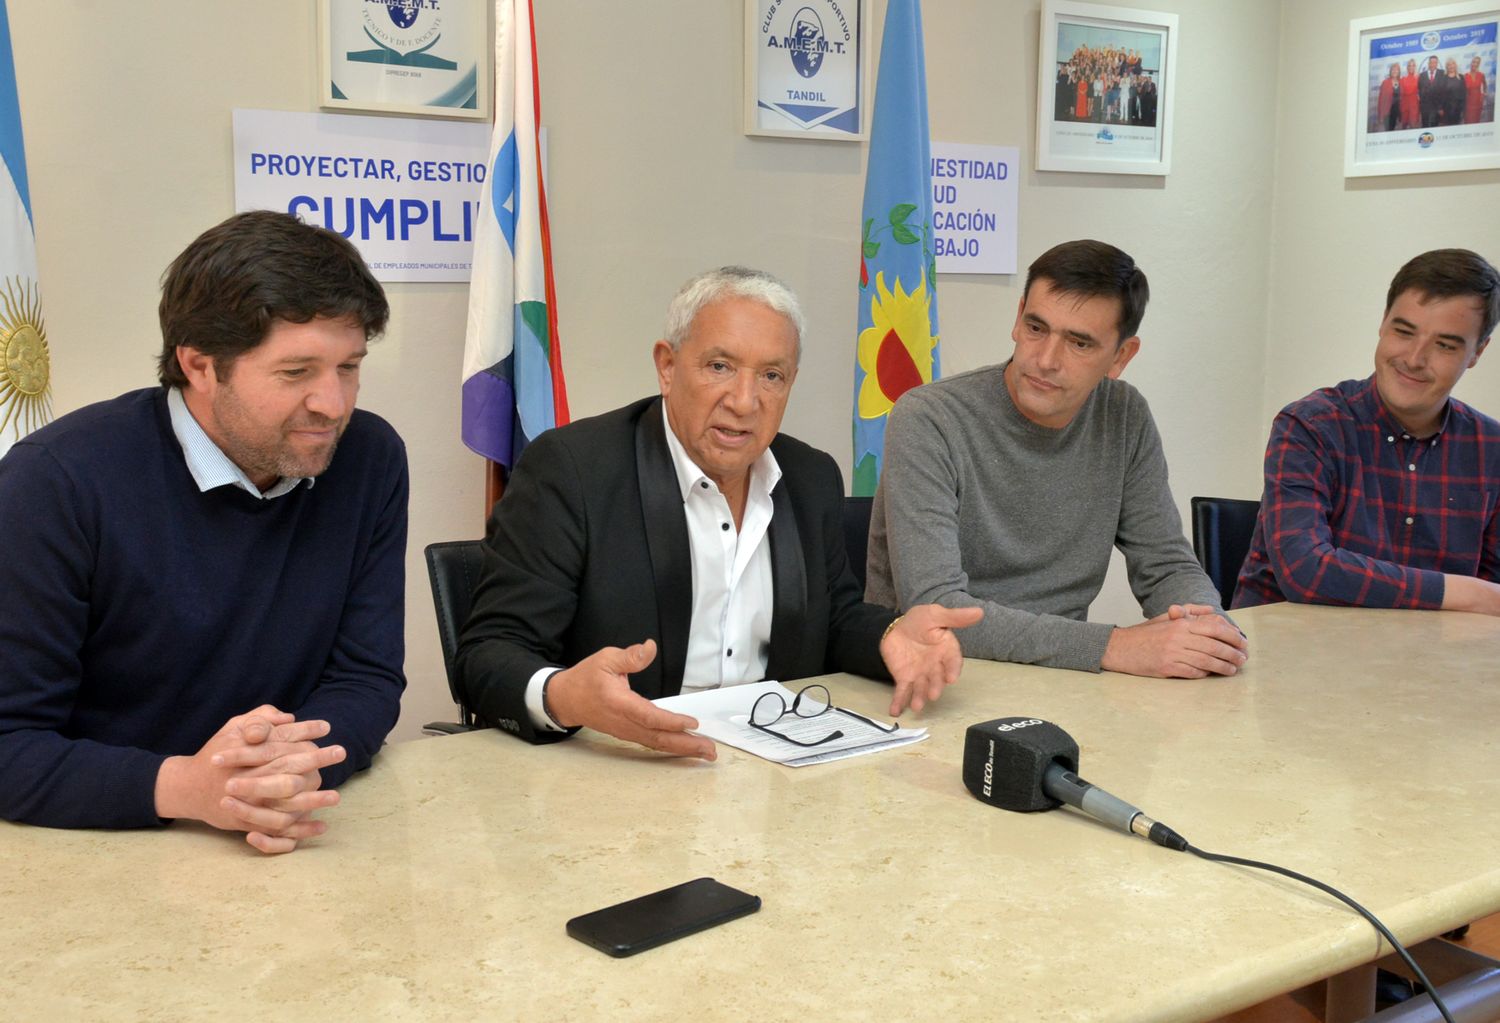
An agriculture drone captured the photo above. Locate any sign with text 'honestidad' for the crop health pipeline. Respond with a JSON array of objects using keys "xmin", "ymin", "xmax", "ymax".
[
  {"xmin": 931, "ymin": 141, "xmax": 1018, "ymax": 275},
  {"xmin": 232, "ymin": 108, "xmax": 489, "ymax": 282}
]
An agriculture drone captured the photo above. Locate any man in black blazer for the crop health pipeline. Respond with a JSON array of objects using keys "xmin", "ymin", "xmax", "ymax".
[
  {"xmin": 1418, "ymin": 54, "xmax": 1444, "ymax": 127},
  {"xmin": 458, "ymin": 267, "xmax": 980, "ymax": 757}
]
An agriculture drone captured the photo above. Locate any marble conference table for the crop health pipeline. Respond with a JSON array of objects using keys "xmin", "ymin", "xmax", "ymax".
[{"xmin": 5, "ymin": 603, "xmax": 1500, "ymax": 1022}]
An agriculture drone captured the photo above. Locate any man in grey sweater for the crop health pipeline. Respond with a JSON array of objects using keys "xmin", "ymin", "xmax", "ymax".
[{"xmin": 866, "ymin": 239, "xmax": 1248, "ymax": 678}]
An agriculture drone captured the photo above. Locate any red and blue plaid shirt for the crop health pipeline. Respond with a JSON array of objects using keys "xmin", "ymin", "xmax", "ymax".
[{"xmin": 1234, "ymin": 376, "xmax": 1500, "ymax": 609}]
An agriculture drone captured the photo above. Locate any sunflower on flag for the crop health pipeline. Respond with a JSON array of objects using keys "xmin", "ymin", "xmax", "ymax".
[
  {"xmin": 856, "ymin": 269, "xmax": 936, "ymax": 422},
  {"xmin": 850, "ymin": 0, "xmax": 937, "ymax": 497}
]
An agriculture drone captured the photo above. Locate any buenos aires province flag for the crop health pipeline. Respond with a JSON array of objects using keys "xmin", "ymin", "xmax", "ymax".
[
  {"xmin": 851, "ymin": 0, "xmax": 937, "ymax": 496},
  {"xmin": 462, "ymin": 0, "xmax": 568, "ymax": 469},
  {"xmin": 0, "ymin": 0, "xmax": 49, "ymax": 460}
]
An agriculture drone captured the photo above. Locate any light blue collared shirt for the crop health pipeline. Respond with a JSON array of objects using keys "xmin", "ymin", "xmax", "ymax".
[{"xmin": 166, "ymin": 387, "xmax": 311, "ymax": 500}]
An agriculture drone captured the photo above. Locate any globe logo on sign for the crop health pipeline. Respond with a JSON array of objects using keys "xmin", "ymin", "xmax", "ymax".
[
  {"xmin": 1419, "ymin": 131, "xmax": 1436, "ymax": 147},
  {"xmin": 386, "ymin": 2, "xmax": 420, "ymax": 29},
  {"xmin": 790, "ymin": 7, "xmax": 826, "ymax": 79},
  {"xmin": 1420, "ymin": 30, "xmax": 1441, "ymax": 50}
]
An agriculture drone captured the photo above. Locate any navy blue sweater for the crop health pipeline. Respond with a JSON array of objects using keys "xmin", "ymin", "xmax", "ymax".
[{"xmin": 0, "ymin": 388, "xmax": 407, "ymax": 828}]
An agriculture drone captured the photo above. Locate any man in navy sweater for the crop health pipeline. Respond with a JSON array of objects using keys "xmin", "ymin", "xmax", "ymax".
[{"xmin": 0, "ymin": 211, "xmax": 407, "ymax": 853}]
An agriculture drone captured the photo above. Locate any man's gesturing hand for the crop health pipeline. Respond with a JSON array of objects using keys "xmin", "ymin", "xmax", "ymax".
[
  {"xmin": 1101, "ymin": 612, "xmax": 1249, "ymax": 678},
  {"xmin": 546, "ymin": 639, "xmax": 716, "ymax": 760},
  {"xmin": 880, "ymin": 604, "xmax": 984, "ymax": 716}
]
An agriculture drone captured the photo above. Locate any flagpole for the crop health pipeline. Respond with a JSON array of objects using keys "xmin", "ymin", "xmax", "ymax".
[{"xmin": 485, "ymin": 459, "xmax": 505, "ymax": 515}]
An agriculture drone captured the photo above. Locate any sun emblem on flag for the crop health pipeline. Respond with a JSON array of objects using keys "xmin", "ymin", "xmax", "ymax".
[
  {"xmin": 0, "ymin": 277, "xmax": 52, "ymax": 438},
  {"xmin": 856, "ymin": 271, "xmax": 936, "ymax": 419}
]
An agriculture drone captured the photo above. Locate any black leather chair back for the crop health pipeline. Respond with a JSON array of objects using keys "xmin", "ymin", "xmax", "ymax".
[
  {"xmin": 843, "ymin": 495, "xmax": 874, "ymax": 592},
  {"xmin": 1189, "ymin": 496, "xmax": 1261, "ymax": 608},
  {"xmin": 424, "ymin": 539, "xmax": 486, "ymax": 728}
]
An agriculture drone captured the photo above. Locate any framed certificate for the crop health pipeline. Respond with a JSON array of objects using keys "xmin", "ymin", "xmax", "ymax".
[
  {"xmin": 319, "ymin": 0, "xmax": 490, "ymax": 120},
  {"xmin": 744, "ymin": 0, "xmax": 869, "ymax": 141}
]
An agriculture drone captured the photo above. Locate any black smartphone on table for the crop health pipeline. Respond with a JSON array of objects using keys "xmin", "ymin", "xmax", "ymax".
[{"xmin": 565, "ymin": 877, "xmax": 761, "ymax": 958}]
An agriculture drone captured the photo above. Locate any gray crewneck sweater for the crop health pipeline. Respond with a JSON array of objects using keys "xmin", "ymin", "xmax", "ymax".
[{"xmin": 865, "ymin": 362, "xmax": 1219, "ymax": 671}]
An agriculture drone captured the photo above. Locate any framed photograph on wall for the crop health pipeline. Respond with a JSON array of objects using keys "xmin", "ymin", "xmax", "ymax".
[
  {"xmin": 744, "ymin": 0, "xmax": 870, "ymax": 141},
  {"xmin": 319, "ymin": 0, "xmax": 490, "ymax": 120},
  {"xmin": 1344, "ymin": 1, "xmax": 1499, "ymax": 177},
  {"xmin": 1035, "ymin": 0, "xmax": 1178, "ymax": 175}
]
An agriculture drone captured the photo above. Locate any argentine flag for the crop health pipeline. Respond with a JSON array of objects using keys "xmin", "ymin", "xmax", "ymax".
[
  {"xmin": 0, "ymin": 0, "xmax": 49, "ymax": 460},
  {"xmin": 462, "ymin": 0, "xmax": 568, "ymax": 470}
]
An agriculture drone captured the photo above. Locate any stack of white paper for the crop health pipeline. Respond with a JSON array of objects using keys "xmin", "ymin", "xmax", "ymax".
[{"xmin": 654, "ymin": 680, "xmax": 927, "ymax": 767}]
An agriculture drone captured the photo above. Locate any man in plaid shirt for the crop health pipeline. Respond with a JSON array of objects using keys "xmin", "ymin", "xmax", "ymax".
[{"xmin": 1235, "ymin": 249, "xmax": 1500, "ymax": 613}]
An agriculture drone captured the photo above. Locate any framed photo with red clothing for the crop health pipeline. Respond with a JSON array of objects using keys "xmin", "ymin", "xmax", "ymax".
[
  {"xmin": 1034, "ymin": 0, "xmax": 1179, "ymax": 176},
  {"xmin": 1345, "ymin": 1, "xmax": 1499, "ymax": 177}
]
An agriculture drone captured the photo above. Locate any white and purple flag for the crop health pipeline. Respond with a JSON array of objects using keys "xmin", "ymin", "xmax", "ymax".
[{"xmin": 462, "ymin": 0, "xmax": 568, "ymax": 470}]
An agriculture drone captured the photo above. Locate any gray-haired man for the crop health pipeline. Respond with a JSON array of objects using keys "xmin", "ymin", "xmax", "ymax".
[{"xmin": 458, "ymin": 267, "xmax": 981, "ymax": 758}]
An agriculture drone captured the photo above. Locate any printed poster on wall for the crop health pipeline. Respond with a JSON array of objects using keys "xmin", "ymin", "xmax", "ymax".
[
  {"xmin": 232, "ymin": 108, "xmax": 489, "ymax": 282},
  {"xmin": 931, "ymin": 142, "xmax": 1018, "ymax": 275}
]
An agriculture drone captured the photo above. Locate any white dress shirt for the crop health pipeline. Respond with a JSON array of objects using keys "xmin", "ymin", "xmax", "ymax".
[{"xmin": 523, "ymin": 405, "xmax": 781, "ymax": 730}]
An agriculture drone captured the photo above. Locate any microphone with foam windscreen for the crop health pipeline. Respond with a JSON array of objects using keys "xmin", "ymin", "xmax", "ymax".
[
  {"xmin": 961, "ymin": 717, "xmax": 1188, "ymax": 850},
  {"xmin": 959, "ymin": 717, "xmax": 1459, "ymax": 1022}
]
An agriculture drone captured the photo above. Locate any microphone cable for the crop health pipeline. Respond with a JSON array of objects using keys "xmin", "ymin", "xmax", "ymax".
[
  {"xmin": 1134, "ymin": 813, "xmax": 1455, "ymax": 1019},
  {"xmin": 1182, "ymin": 842, "xmax": 1456, "ymax": 1023},
  {"xmin": 961, "ymin": 718, "xmax": 1460, "ymax": 1021}
]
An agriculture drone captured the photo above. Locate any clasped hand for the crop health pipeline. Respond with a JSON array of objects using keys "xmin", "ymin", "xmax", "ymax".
[
  {"xmin": 1102, "ymin": 604, "xmax": 1249, "ymax": 678},
  {"xmin": 155, "ymin": 704, "xmax": 346, "ymax": 854}
]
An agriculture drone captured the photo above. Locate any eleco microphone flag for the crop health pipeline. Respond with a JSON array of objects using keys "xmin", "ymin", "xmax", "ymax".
[
  {"xmin": 961, "ymin": 717, "xmax": 1187, "ymax": 850},
  {"xmin": 960, "ymin": 717, "xmax": 1076, "ymax": 811}
]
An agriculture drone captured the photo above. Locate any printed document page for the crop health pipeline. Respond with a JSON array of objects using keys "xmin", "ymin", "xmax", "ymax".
[{"xmin": 654, "ymin": 680, "xmax": 927, "ymax": 767}]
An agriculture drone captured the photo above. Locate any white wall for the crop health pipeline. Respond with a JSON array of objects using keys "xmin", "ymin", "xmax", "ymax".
[{"xmin": 18, "ymin": 0, "xmax": 1479, "ymax": 743}]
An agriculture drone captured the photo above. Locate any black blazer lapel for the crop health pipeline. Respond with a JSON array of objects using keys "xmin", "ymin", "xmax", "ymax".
[
  {"xmin": 635, "ymin": 401, "xmax": 692, "ymax": 696},
  {"xmin": 766, "ymin": 477, "xmax": 809, "ymax": 680}
]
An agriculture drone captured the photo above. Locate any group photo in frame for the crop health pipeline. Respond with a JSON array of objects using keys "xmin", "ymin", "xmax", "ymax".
[
  {"xmin": 744, "ymin": 0, "xmax": 869, "ymax": 141},
  {"xmin": 1345, "ymin": 0, "xmax": 1498, "ymax": 177},
  {"xmin": 319, "ymin": 0, "xmax": 490, "ymax": 120},
  {"xmin": 1035, "ymin": 0, "xmax": 1178, "ymax": 175}
]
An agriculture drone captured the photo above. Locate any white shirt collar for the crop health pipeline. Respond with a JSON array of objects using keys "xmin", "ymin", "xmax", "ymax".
[
  {"xmin": 167, "ymin": 387, "xmax": 311, "ymax": 500},
  {"xmin": 659, "ymin": 401, "xmax": 781, "ymax": 504}
]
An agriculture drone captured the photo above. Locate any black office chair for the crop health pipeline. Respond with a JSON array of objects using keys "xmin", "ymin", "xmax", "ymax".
[
  {"xmin": 843, "ymin": 495, "xmax": 874, "ymax": 592},
  {"xmin": 1189, "ymin": 496, "xmax": 1260, "ymax": 608},
  {"xmin": 422, "ymin": 539, "xmax": 488, "ymax": 735}
]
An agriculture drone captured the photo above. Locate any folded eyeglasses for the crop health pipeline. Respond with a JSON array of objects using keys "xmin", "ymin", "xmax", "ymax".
[{"xmin": 748, "ymin": 684, "xmax": 899, "ymax": 747}]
